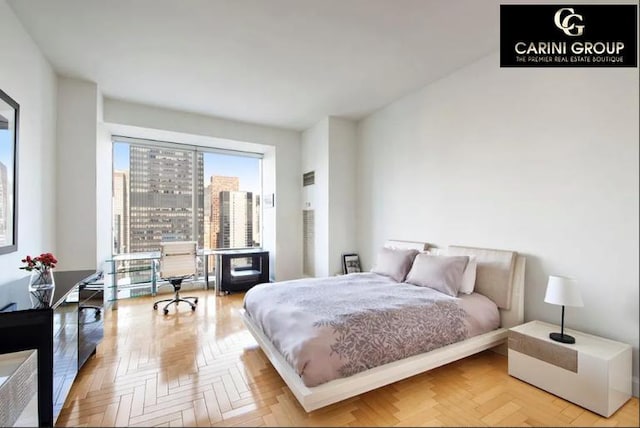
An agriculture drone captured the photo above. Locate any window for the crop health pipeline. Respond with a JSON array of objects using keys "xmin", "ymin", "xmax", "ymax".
[{"xmin": 112, "ymin": 137, "xmax": 262, "ymax": 288}]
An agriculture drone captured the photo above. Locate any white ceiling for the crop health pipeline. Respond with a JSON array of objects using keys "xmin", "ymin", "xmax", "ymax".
[{"xmin": 9, "ymin": 0, "xmax": 499, "ymax": 131}]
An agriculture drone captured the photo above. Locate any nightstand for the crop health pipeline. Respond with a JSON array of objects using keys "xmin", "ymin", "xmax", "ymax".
[{"xmin": 508, "ymin": 320, "xmax": 632, "ymax": 417}]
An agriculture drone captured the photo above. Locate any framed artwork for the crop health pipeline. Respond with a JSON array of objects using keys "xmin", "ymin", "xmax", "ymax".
[
  {"xmin": 342, "ymin": 253, "xmax": 361, "ymax": 274},
  {"xmin": 0, "ymin": 89, "xmax": 18, "ymax": 255}
]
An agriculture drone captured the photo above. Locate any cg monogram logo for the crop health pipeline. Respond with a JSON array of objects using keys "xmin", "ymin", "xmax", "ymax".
[{"xmin": 554, "ymin": 8, "xmax": 585, "ymax": 36}]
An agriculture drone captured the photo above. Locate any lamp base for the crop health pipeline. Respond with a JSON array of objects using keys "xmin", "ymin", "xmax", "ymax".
[{"xmin": 549, "ymin": 332, "xmax": 576, "ymax": 344}]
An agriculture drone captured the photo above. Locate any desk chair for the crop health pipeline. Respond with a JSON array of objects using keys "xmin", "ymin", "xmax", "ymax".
[{"xmin": 153, "ymin": 241, "xmax": 199, "ymax": 315}]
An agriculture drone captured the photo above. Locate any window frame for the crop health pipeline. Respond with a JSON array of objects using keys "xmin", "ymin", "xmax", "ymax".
[{"xmin": 111, "ymin": 136, "xmax": 263, "ymax": 255}]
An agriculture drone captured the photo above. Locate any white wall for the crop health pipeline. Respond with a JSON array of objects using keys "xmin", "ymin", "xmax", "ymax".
[
  {"xmin": 55, "ymin": 77, "xmax": 98, "ymax": 270},
  {"xmin": 0, "ymin": 0, "xmax": 57, "ymax": 302},
  {"xmin": 357, "ymin": 52, "xmax": 639, "ymax": 393},
  {"xmin": 302, "ymin": 118, "xmax": 329, "ymax": 276},
  {"xmin": 301, "ymin": 117, "xmax": 358, "ymax": 277},
  {"xmin": 261, "ymin": 146, "xmax": 277, "ymax": 280},
  {"xmin": 95, "ymin": 91, "xmax": 112, "ymax": 269},
  {"xmin": 103, "ymin": 98, "xmax": 302, "ymax": 281},
  {"xmin": 328, "ymin": 118, "xmax": 357, "ymax": 275}
]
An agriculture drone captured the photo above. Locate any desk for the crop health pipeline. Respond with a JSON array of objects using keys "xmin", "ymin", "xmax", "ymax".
[
  {"xmin": 108, "ymin": 248, "xmax": 268, "ymax": 303},
  {"xmin": 108, "ymin": 251, "xmax": 207, "ymax": 309},
  {"xmin": 201, "ymin": 248, "xmax": 216, "ymax": 293},
  {"xmin": 107, "ymin": 252, "xmax": 159, "ymax": 309},
  {"xmin": 0, "ymin": 270, "xmax": 100, "ymax": 427}
]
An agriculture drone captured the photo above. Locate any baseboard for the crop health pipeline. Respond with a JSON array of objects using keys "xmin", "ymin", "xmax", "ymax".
[{"xmin": 633, "ymin": 376, "xmax": 639, "ymax": 398}]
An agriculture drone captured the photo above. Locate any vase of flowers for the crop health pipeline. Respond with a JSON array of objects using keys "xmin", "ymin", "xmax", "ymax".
[{"xmin": 21, "ymin": 252, "xmax": 58, "ymax": 308}]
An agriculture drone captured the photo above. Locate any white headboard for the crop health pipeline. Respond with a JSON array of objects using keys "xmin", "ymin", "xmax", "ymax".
[
  {"xmin": 384, "ymin": 240, "xmax": 427, "ymax": 251},
  {"xmin": 448, "ymin": 245, "xmax": 525, "ymax": 329},
  {"xmin": 383, "ymin": 240, "xmax": 525, "ymax": 329}
]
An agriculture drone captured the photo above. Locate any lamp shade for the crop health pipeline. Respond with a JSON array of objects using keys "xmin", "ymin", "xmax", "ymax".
[{"xmin": 544, "ymin": 275, "xmax": 583, "ymax": 307}]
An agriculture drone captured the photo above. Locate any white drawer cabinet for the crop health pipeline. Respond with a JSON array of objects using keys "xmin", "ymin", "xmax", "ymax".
[{"xmin": 508, "ymin": 320, "xmax": 631, "ymax": 417}]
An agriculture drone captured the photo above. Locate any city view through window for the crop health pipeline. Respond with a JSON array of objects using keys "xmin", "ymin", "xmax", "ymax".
[{"xmin": 112, "ymin": 140, "xmax": 262, "ymax": 290}]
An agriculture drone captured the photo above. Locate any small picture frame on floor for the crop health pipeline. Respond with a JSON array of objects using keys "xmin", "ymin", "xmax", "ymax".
[{"xmin": 342, "ymin": 253, "xmax": 361, "ymax": 274}]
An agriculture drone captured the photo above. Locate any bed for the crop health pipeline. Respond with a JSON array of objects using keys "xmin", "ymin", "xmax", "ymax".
[{"xmin": 241, "ymin": 241, "xmax": 525, "ymax": 412}]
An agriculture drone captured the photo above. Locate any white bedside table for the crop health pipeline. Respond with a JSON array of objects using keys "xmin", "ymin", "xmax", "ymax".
[{"xmin": 508, "ymin": 320, "xmax": 632, "ymax": 417}]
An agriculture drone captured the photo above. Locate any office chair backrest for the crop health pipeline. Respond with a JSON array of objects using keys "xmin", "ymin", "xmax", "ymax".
[{"xmin": 159, "ymin": 241, "xmax": 197, "ymax": 279}]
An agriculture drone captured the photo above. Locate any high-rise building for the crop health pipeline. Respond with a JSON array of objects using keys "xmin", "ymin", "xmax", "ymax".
[
  {"xmin": 129, "ymin": 146, "xmax": 204, "ymax": 252},
  {"xmin": 112, "ymin": 170, "xmax": 129, "ymax": 254},
  {"xmin": 209, "ymin": 176, "xmax": 239, "ymax": 248},
  {"xmin": 219, "ymin": 191, "xmax": 253, "ymax": 248}
]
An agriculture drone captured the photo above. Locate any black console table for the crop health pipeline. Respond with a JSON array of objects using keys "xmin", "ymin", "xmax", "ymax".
[
  {"xmin": 0, "ymin": 270, "xmax": 104, "ymax": 427},
  {"xmin": 214, "ymin": 249, "xmax": 269, "ymax": 295}
]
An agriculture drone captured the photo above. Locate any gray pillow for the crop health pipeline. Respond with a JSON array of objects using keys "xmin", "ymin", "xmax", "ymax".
[
  {"xmin": 405, "ymin": 253, "xmax": 469, "ymax": 297},
  {"xmin": 371, "ymin": 247, "xmax": 419, "ymax": 282}
]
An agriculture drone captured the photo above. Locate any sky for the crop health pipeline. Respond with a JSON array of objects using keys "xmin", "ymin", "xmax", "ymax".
[
  {"xmin": 113, "ymin": 142, "xmax": 261, "ymax": 193},
  {"xmin": 0, "ymin": 130, "xmax": 14, "ymax": 180}
]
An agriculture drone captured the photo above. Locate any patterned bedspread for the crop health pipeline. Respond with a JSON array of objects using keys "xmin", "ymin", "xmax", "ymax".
[{"xmin": 243, "ymin": 272, "xmax": 473, "ymax": 387}]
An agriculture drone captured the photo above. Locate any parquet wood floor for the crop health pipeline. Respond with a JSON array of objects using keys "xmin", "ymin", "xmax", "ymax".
[{"xmin": 57, "ymin": 290, "xmax": 639, "ymax": 427}]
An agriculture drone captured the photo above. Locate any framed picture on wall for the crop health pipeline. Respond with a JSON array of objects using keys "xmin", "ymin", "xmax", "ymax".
[
  {"xmin": 342, "ymin": 253, "xmax": 361, "ymax": 274},
  {"xmin": 0, "ymin": 89, "xmax": 19, "ymax": 255}
]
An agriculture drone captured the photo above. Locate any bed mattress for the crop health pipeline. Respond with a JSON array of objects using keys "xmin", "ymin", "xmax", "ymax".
[{"xmin": 243, "ymin": 272, "xmax": 499, "ymax": 387}]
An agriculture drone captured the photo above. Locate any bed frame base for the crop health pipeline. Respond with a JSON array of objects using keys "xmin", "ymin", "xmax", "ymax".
[
  {"xmin": 242, "ymin": 309, "xmax": 507, "ymax": 412},
  {"xmin": 241, "ymin": 250, "xmax": 525, "ymax": 412}
]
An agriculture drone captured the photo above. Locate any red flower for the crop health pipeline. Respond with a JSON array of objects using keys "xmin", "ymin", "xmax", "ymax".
[{"xmin": 19, "ymin": 252, "xmax": 58, "ymax": 273}]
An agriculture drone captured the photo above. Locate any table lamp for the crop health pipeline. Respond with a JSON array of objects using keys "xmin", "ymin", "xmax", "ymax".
[{"xmin": 544, "ymin": 275, "xmax": 583, "ymax": 344}]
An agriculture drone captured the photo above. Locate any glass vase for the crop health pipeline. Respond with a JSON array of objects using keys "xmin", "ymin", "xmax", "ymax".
[{"xmin": 28, "ymin": 269, "xmax": 55, "ymax": 308}]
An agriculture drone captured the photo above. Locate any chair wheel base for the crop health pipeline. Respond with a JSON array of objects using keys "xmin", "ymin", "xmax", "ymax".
[{"xmin": 153, "ymin": 294, "xmax": 198, "ymax": 315}]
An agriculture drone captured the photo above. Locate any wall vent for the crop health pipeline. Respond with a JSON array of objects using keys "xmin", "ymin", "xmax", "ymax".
[{"xmin": 303, "ymin": 171, "xmax": 315, "ymax": 186}]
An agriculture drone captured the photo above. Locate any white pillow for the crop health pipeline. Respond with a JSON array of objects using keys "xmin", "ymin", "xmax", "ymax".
[
  {"xmin": 459, "ymin": 255, "xmax": 477, "ymax": 294},
  {"xmin": 426, "ymin": 250, "xmax": 477, "ymax": 294},
  {"xmin": 371, "ymin": 247, "xmax": 419, "ymax": 282},
  {"xmin": 405, "ymin": 253, "xmax": 469, "ymax": 297}
]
